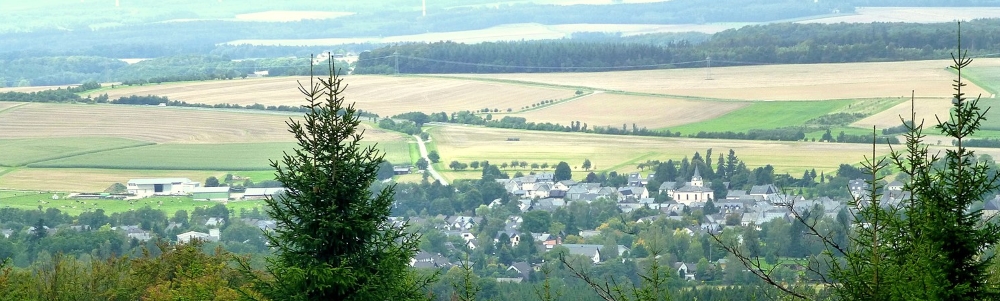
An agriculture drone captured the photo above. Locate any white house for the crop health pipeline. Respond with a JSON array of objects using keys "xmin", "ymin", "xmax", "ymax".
[
  {"xmin": 127, "ymin": 178, "xmax": 199, "ymax": 198},
  {"xmin": 177, "ymin": 231, "xmax": 214, "ymax": 243}
]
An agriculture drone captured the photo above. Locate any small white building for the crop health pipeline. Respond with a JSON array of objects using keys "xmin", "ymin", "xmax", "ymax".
[
  {"xmin": 127, "ymin": 178, "xmax": 199, "ymax": 198},
  {"xmin": 177, "ymin": 231, "xmax": 213, "ymax": 243}
]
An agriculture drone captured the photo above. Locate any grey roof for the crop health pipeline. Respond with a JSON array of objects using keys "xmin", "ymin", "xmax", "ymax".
[
  {"xmin": 986, "ymin": 198, "xmax": 1000, "ymax": 211},
  {"xmin": 128, "ymin": 178, "xmax": 195, "ymax": 185},
  {"xmin": 676, "ymin": 185, "xmax": 713, "ymax": 193},
  {"xmin": 658, "ymin": 181, "xmax": 677, "ymax": 191},
  {"xmin": 749, "ymin": 184, "xmax": 779, "ymax": 195},
  {"xmin": 244, "ymin": 187, "xmax": 285, "ymax": 196},
  {"xmin": 692, "ymin": 166, "xmax": 702, "ymax": 180}
]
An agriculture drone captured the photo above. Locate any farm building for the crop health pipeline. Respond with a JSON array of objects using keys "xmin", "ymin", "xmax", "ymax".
[
  {"xmin": 127, "ymin": 178, "xmax": 199, "ymax": 198},
  {"xmin": 191, "ymin": 187, "xmax": 231, "ymax": 201},
  {"xmin": 243, "ymin": 187, "xmax": 285, "ymax": 200},
  {"xmin": 393, "ymin": 166, "xmax": 411, "ymax": 175}
]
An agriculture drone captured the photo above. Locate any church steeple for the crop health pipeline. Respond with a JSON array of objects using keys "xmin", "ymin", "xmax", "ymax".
[{"xmin": 691, "ymin": 166, "xmax": 703, "ymax": 187}]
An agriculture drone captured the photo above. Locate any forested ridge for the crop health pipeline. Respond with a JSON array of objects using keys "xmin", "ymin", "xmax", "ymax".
[{"xmin": 355, "ymin": 19, "xmax": 1000, "ymax": 74}]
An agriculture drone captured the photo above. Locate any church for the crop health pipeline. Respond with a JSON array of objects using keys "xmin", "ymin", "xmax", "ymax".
[{"xmin": 669, "ymin": 167, "xmax": 715, "ymax": 205}]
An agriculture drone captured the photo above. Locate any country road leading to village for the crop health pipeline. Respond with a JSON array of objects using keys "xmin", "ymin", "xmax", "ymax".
[{"xmin": 413, "ymin": 134, "xmax": 448, "ymax": 186}]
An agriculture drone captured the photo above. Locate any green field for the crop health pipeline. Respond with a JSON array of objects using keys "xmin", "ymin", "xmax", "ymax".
[
  {"xmin": 666, "ymin": 100, "xmax": 852, "ymax": 134},
  {"xmin": 0, "ymin": 192, "xmax": 266, "ymax": 216},
  {"xmin": 26, "ymin": 140, "xmax": 412, "ymax": 170},
  {"xmin": 0, "ymin": 137, "xmax": 153, "ymax": 167},
  {"xmin": 965, "ymin": 66, "xmax": 1000, "ymax": 96}
]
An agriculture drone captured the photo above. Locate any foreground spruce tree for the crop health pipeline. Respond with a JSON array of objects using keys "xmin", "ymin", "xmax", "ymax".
[
  {"xmin": 714, "ymin": 23, "xmax": 1000, "ymax": 301},
  {"xmin": 245, "ymin": 58, "xmax": 430, "ymax": 300}
]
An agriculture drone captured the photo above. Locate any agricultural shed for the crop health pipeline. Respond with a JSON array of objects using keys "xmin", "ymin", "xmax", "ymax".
[
  {"xmin": 127, "ymin": 178, "xmax": 199, "ymax": 198},
  {"xmin": 191, "ymin": 187, "xmax": 231, "ymax": 201},
  {"xmin": 243, "ymin": 187, "xmax": 285, "ymax": 200}
]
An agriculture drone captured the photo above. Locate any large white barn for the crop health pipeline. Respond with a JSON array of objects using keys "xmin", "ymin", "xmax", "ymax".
[{"xmin": 127, "ymin": 178, "xmax": 200, "ymax": 198}]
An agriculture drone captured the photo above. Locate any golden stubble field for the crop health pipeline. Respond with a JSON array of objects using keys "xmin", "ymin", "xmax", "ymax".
[
  {"xmin": 0, "ymin": 169, "xmax": 225, "ymax": 192},
  {"xmin": 458, "ymin": 60, "xmax": 989, "ymax": 101},
  {"xmin": 0, "ymin": 103, "xmax": 401, "ymax": 144},
  {"xmin": 510, "ymin": 92, "xmax": 748, "ymax": 128},
  {"xmin": 99, "ymin": 75, "xmax": 576, "ymax": 117}
]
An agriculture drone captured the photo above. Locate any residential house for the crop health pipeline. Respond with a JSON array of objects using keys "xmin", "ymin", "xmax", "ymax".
[
  {"xmin": 984, "ymin": 196, "xmax": 1000, "ymax": 220},
  {"xmin": 658, "ymin": 181, "xmax": 679, "ymax": 195},
  {"xmin": 617, "ymin": 186, "xmax": 649, "ymax": 202},
  {"xmin": 848, "ymin": 179, "xmax": 869, "ymax": 199},
  {"xmin": 527, "ymin": 183, "xmax": 552, "ymax": 198},
  {"xmin": 177, "ymin": 231, "xmax": 216, "ymax": 243},
  {"xmin": 726, "ymin": 190, "xmax": 748, "ymax": 200},
  {"xmin": 749, "ymin": 184, "xmax": 780, "ymax": 201},
  {"xmin": 496, "ymin": 228, "xmax": 522, "ymax": 247},
  {"xmin": 446, "ymin": 216, "xmax": 481, "ymax": 231},
  {"xmin": 552, "ymin": 180, "xmax": 577, "ymax": 191},
  {"xmin": 627, "ymin": 173, "xmax": 643, "ymax": 187},
  {"xmin": 410, "ymin": 251, "xmax": 453, "ymax": 268},
  {"xmin": 534, "ymin": 198, "xmax": 566, "ymax": 212},
  {"xmin": 673, "ymin": 262, "xmax": 697, "ymax": 281},
  {"xmin": 507, "ymin": 261, "xmax": 533, "ymax": 280},
  {"xmin": 393, "ymin": 166, "xmax": 411, "ymax": 175},
  {"xmin": 548, "ymin": 190, "xmax": 567, "ymax": 199},
  {"xmin": 127, "ymin": 178, "xmax": 199, "ymax": 198},
  {"xmin": 205, "ymin": 217, "xmax": 224, "ymax": 228},
  {"xmin": 562, "ymin": 244, "xmax": 629, "ymax": 264},
  {"xmin": 885, "ymin": 180, "xmax": 904, "ymax": 192}
]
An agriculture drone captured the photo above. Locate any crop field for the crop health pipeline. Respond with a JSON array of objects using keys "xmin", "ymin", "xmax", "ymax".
[
  {"xmin": 0, "ymin": 192, "xmax": 266, "ymax": 217},
  {"xmin": 799, "ymin": 7, "xmax": 1000, "ymax": 24},
  {"xmin": 26, "ymin": 140, "xmax": 410, "ymax": 170},
  {"xmin": 429, "ymin": 124, "xmax": 897, "ymax": 176},
  {"xmin": 0, "ymin": 103, "xmax": 298, "ymax": 143},
  {"xmin": 668, "ymin": 100, "xmax": 852, "ymax": 133},
  {"xmin": 964, "ymin": 60, "xmax": 1000, "ymax": 96},
  {"xmin": 0, "ymin": 102, "xmax": 24, "ymax": 112},
  {"xmin": 456, "ymin": 60, "xmax": 989, "ymax": 101},
  {"xmin": 0, "ymin": 137, "xmax": 152, "ymax": 166},
  {"xmin": 0, "ymin": 169, "xmax": 226, "ymax": 192},
  {"xmin": 510, "ymin": 92, "xmax": 748, "ymax": 129},
  {"xmin": 99, "ymin": 75, "xmax": 577, "ymax": 117}
]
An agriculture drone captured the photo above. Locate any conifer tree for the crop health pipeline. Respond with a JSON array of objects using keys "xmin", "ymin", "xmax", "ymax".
[{"xmin": 245, "ymin": 58, "xmax": 430, "ymax": 300}]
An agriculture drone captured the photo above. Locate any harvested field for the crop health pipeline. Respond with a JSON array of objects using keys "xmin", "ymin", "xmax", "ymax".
[
  {"xmin": 99, "ymin": 75, "xmax": 576, "ymax": 117},
  {"xmin": 0, "ymin": 103, "xmax": 405, "ymax": 144},
  {"xmin": 0, "ymin": 102, "xmax": 23, "ymax": 112},
  {"xmin": 458, "ymin": 60, "xmax": 990, "ymax": 101},
  {"xmin": 0, "ymin": 168, "xmax": 224, "ymax": 192},
  {"xmin": 28, "ymin": 140, "xmax": 412, "ymax": 170},
  {"xmin": 512, "ymin": 92, "xmax": 748, "ymax": 129},
  {"xmin": 800, "ymin": 7, "xmax": 1000, "ymax": 24},
  {"xmin": 430, "ymin": 124, "xmax": 894, "ymax": 176}
]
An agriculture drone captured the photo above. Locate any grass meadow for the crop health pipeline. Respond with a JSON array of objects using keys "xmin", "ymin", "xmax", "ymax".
[
  {"xmin": 665, "ymin": 100, "xmax": 852, "ymax": 133},
  {"xmin": 0, "ymin": 192, "xmax": 266, "ymax": 217}
]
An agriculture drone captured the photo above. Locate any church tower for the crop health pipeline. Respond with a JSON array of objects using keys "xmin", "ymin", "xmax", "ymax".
[{"xmin": 690, "ymin": 166, "xmax": 704, "ymax": 187}]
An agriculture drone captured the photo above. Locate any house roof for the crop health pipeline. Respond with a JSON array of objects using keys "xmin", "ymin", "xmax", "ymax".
[
  {"xmin": 749, "ymin": 184, "xmax": 779, "ymax": 195},
  {"xmin": 659, "ymin": 182, "xmax": 677, "ymax": 191},
  {"xmin": 191, "ymin": 187, "xmax": 230, "ymax": 193},
  {"xmin": 986, "ymin": 198, "xmax": 1000, "ymax": 211},
  {"xmin": 128, "ymin": 178, "xmax": 195, "ymax": 185}
]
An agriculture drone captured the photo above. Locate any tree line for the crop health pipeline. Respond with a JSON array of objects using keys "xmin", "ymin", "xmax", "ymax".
[{"xmin": 355, "ymin": 19, "xmax": 1000, "ymax": 74}]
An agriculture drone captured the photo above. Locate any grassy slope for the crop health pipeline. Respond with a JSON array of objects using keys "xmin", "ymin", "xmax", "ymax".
[
  {"xmin": 962, "ymin": 66, "xmax": 1000, "ymax": 131},
  {"xmin": 0, "ymin": 137, "xmax": 153, "ymax": 167}
]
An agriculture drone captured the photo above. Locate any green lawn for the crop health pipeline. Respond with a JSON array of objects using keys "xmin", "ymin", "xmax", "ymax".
[
  {"xmin": 0, "ymin": 137, "xmax": 153, "ymax": 167},
  {"xmin": 26, "ymin": 140, "xmax": 412, "ymax": 170},
  {"xmin": 666, "ymin": 100, "xmax": 852, "ymax": 134},
  {"xmin": 0, "ymin": 193, "xmax": 266, "ymax": 216}
]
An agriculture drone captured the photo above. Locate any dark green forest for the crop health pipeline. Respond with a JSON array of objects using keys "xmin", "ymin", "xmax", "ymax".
[{"xmin": 355, "ymin": 20, "xmax": 1000, "ymax": 74}]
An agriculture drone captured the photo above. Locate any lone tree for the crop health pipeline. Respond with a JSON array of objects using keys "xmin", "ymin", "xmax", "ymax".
[
  {"xmin": 245, "ymin": 58, "xmax": 430, "ymax": 300},
  {"xmin": 555, "ymin": 161, "xmax": 572, "ymax": 181}
]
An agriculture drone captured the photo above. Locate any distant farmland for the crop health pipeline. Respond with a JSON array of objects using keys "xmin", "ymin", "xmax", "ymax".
[
  {"xmin": 454, "ymin": 60, "xmax": 989, "ymax": 101},
  {"xmin": 510, "ymin": 92, "xmax": 748, "ymax": 129},
  {"xmin": 98, "ymin": 75, "xmax": 578, "ymax": 117}
]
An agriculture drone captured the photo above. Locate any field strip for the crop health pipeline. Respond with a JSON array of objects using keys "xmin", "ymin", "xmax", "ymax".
[
  {"xmin": 11, "ymin": 142, "xmax": 156, "ymax": 167},
  {"xmin": 0, "ymin": 102, "xmax": 29, "ymax": 114},
  {"xmin": 514, "ymin": 91, "xmax": 602, "ymax": 113},
  {"xmin": 604, "ymin": 152, "xmax": 659, "ymax": 172}
]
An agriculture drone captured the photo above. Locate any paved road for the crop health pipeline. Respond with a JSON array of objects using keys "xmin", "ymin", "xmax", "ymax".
[{"xmin": 413, "ymin": 135, "xmax": 448, "ymax": 186}]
